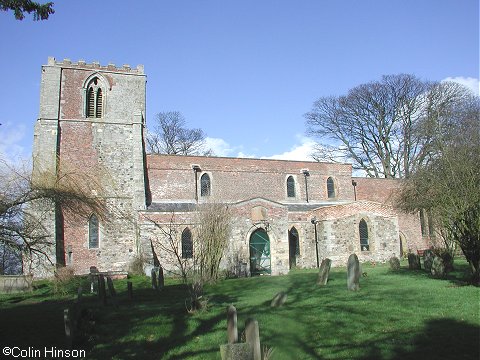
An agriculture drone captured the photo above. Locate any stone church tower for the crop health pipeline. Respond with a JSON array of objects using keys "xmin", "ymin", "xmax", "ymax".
[{"xmin": 32, "ymin": 57, "xmax": 148, "ymax": 276}]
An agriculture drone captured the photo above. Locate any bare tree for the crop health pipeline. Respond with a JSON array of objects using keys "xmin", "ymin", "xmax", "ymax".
[
  {"xmin": 194, "ymin": 203, "xmax": 232, "ymax": 283},
  {"xmin": 146, "ymin": 111, "xmax": 213, "ymax": 156},
  {"xmin": 145, "ymin": 212, "xmax": 192, "ymax": 283},
  {"xmin": 305, "ymin": 74, "xmax": 475, "ymax": 178},
  {"xmin": 0, "ymin": 159, "xmax": 106, "ymax": 272},
  {"xmin": 397, "ymin": 115, "xmax": 480, "ymax": 284}
]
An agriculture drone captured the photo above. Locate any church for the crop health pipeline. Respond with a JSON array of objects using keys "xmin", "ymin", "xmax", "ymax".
[{"xmin": 31, "ymin": 58, "xmax": 428, "ymax": 278}]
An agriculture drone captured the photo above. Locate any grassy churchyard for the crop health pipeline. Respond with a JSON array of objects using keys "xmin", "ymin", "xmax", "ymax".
[{"xmin": 0, "ymin": 261, "xmax": 479, "ymax": 359}]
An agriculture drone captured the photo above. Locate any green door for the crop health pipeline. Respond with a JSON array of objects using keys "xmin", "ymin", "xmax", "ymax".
[{"xmin": 249, "ymin": 229, "xmax": 271, "ymax": 275}]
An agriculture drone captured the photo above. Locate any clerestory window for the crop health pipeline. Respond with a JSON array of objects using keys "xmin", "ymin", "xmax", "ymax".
[
  {"xmin": 287, "ymin": 176, "xmax": 296, "ymax": 198},
  {"xmin": 200, "ymin": 173, "xmax": 211, "ymax": 197},
  {"xmin": 327, "ymin": 177, "xmax": 335, "ymax": 198}
]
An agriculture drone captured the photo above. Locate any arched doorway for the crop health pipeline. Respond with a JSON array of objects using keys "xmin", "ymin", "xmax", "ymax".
[
  {"xmin": 249, "ymin": 229, "xmax": 271, "ymax": 275},
  {"xmin": 288, "ymin": 227, "xmax": 299, "ymax": 269}
]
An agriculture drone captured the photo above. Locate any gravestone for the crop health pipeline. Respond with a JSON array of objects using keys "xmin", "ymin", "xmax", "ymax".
[
  {"xmin": 158, "ymin": 266, "xmax": 165, "ymax": 290},
  {"xmin": 389, "ymin": 256, "xmax": 401, "ymax": 271},
  {"xmin": 347, "ymin": 254, "xmax": 360, "ymax": 291},
  {"xmin": 245, "ymin": 318, "xmax": 261, "ymax": 360},
  {"xmin": 76, "ymin": 286, "xmax": 83, "ymax": 303},
  {"xmin": 98, "ymin": 275, "xmax": 107, "ymax": 306},
  {"xmin": 407, "ymin": 253, "xmax": 421, "ymax": 270},
  {"xmin": 227, "ymin": 305, "xmax": 238, "ymax": 343},
  {"xmin": 151, "ymin": 268, "xmax": 158, "ymax": 290},
  {"xmin": 89, "ymin": 266, "xmax": 99, "ymax": 293},
  {"xmin": 106, "ymin": 277, "xmax": 118, "ymax": 307},
  {"xmin": 431, "ymin": 256, "xmax": 446, "ymax": 278},
  {"xmin": 64, "ymin": 308, "xmax": 73, "ymax": 347},
  {"xmin": 270, "ymin": 291, "xmax": 287, "ymax": 307},
  {"xmin": 423, "ymin": 250, "xmax": 434, "ymax": 272},
  {"xmin": 219, "ymin": 343, "xmax": 253, "ymax": 360},
  {"xmin": 317, "ymin": 258, "xmax": 332, "ymax": 285}
]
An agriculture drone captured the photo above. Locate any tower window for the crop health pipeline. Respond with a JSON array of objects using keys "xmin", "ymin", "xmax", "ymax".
[
  {"xmin": 327, "ymin": 177, "xmax": 335, "ymax": 198},
  {"xmin": 88, "ymin": 214, "xmax": 99, "ymax": 249},
  {"xmin": 181, "ymin": 228, "xmax": 193, "ymax": 259},
  {"xmin": 86, "ymin": 77, "xmax": 104, "ymax": 118},
  {"xmin": 359, "ymin": 219, "xmax": 369, "ymax": 251},
  {"xmin": 287, "ymin": 176, "xmax": 295, "ymax": 198},
  {"xmin": 200, "ymin": 173, "xmax": 211, "ymax": 197}
]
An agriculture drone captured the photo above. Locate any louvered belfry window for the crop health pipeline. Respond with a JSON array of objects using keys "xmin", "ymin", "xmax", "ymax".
[
  {"xmin": 359, "ymin": 219, "xmax": 369, "ymax": 251},
  {"xmin": 86, "ymin": 77, "xmax": 103, "ymax": 118}
]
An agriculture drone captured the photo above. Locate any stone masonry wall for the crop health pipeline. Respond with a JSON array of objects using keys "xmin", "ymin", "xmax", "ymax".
[{"xmin": 31, "ymin": 58, "xmax": 147, "ymax": 276}]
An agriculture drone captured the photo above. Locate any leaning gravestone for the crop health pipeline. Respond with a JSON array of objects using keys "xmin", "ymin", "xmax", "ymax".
[
  {"xmin": 151, "ymin": 268, "xmax": 158, "ymax": 290},
  {"xmin": 389, "ymin": 256, "xmax": 401, "ymax": 271},
  {"xmin": 347, "ymin": 254, "xmax": 360, "ymax": 291},
  {"xmin": 317, "ymin": 258, "xmax": 332, "ymax": 286},
  {"xmin": 270, "ymin": 291, "xmax": 287, "ymax": 307},
  {"xmin": 431, "ymin": 256, "xmax": 446, "ymax": 278},
  {"xmin": 407, "ymin": 253, "xmax": 421, "ymax": 270},
  {"xmin": 423, "ymin": 250, "xmax": 434, "ymax": 272},
  {"xmin": 158, "ymin": 266, "xmax": 165, "ymax": 290}
]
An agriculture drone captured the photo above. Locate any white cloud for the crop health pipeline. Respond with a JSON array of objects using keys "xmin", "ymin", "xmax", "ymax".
[
  {"xmin": 204, "ymin": 137, "xmax": 234, "ymax": 157},
  {"xmin": 442, "ymin": 76, "xmax": 479, "ymax": 96},
  {"xmin": 0, "ymin": 122, "xmax": 29, "ymax": 165},
  {"xmin": 264, "ymin": 136, "xmax": 317, "ymax": 161}
]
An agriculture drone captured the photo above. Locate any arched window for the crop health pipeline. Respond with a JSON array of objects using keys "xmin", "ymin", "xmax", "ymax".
[
  {"xmin": 181, "ymin": 228, "xmax": 193, "ymax": 259},
  {"xmin": 287, "ymin": 176, "xmax": 295, "ymax": 198},
  {"xmin": 200, "ymin": 173, "xmax": 211, "ymax": 197},
  {"xmin": 85, "ymin": 77, "xmax": 104, "ymax": 118},
  {"xmin": 359, "ymin": 219, "xmax": 369, "ymax": 251},
  {"xmin": 88, "ymin": 214, "xmax": 99, "ymax": 249},
  {"xmin": 289, "ymin": 227, "xmax": 300, "ymax": 256},
  {"xmin": 327, "ymin": 177, "xmax": 335, "ymax": 198}
]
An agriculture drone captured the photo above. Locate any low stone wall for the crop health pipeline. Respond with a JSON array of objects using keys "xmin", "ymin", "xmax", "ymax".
[{"xmin": 0, "ymin": 275, "xmax": 33, "ymax": 293}]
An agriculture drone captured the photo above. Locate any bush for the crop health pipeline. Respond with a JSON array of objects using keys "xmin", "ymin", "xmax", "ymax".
[{"xmin": 52, "ymin": 266, "xmax": 84, "ymax": 296}]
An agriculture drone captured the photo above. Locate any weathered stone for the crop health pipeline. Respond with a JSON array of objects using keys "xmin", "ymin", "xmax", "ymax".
[
  {"xmin": 408, "ymin": 253, "xmax": 421, "ymax": 270},
  {"xmin": 347, "ymin": 254, "xmax": 360, "ymax": 291},
  {"xmin": 158, "ymin": 266, "xmax": 165, "ymax": 289},
  {"xmin": 98, "ymin": 275, "xmax": 107, "ymax": 306},
  {"xmin": 219, "ymin": 343, "xmax": 253, "ymax": 360},
  {"xmin": 423, "ymin": 250, "xmax": 434, "ymax": 272},
  {"xmin": 76, "ymin": 286, "xmax": 83, "ymax": 302},
  {"xmin": 227, "ymin": 305, "xmax": 238, "ymax": 343},
  {"xmin": 270, "ymin": 291, "xmax": 287, "ymax": 307},
  {"xmin": 389, "ymin": 256, "xmax": 401, "ymax": 271},
  {"xmin": 151, "ymin": 268, "xmax": 158, "ymax": 290},
  {"xmin": 64, "ymin": 308, "xmax": 73, "ymax": 347},
  {"xmin": 317, "ymin": 258, "xmax": 332, "ymax": 285},
  {"xmin": 245, "ymin": 318, "xmax": 261, "ymax": 360},
  {"xmin": 431, "ymin": 256, "xmax": 446, "ymax": 278}
]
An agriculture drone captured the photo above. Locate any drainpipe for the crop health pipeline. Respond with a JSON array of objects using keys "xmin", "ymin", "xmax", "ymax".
[
  {"xmin": 302, "ymin": 169, "xmax": 310, "ymax": 203},
  {"xmin": 311, "ymin": 217, "xmax": 319, "ymax": 268},
  {"xmin": 192, "ymin": 165, "xmax": 201, "ymax": 202},
  {"xmin": 352, "ymin": 180, "xmax": 357, "ymax": 201}
]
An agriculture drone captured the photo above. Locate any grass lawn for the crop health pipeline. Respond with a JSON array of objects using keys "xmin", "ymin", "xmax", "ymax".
[{"xmin": 1, "ymin": 261, "xmax": 479, "ymax": 359}]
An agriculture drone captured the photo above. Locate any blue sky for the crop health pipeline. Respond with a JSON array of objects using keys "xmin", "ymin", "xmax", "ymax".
[{"xmin": 0, "ymin": 0, "xmax": 478, "ymax": 164}]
